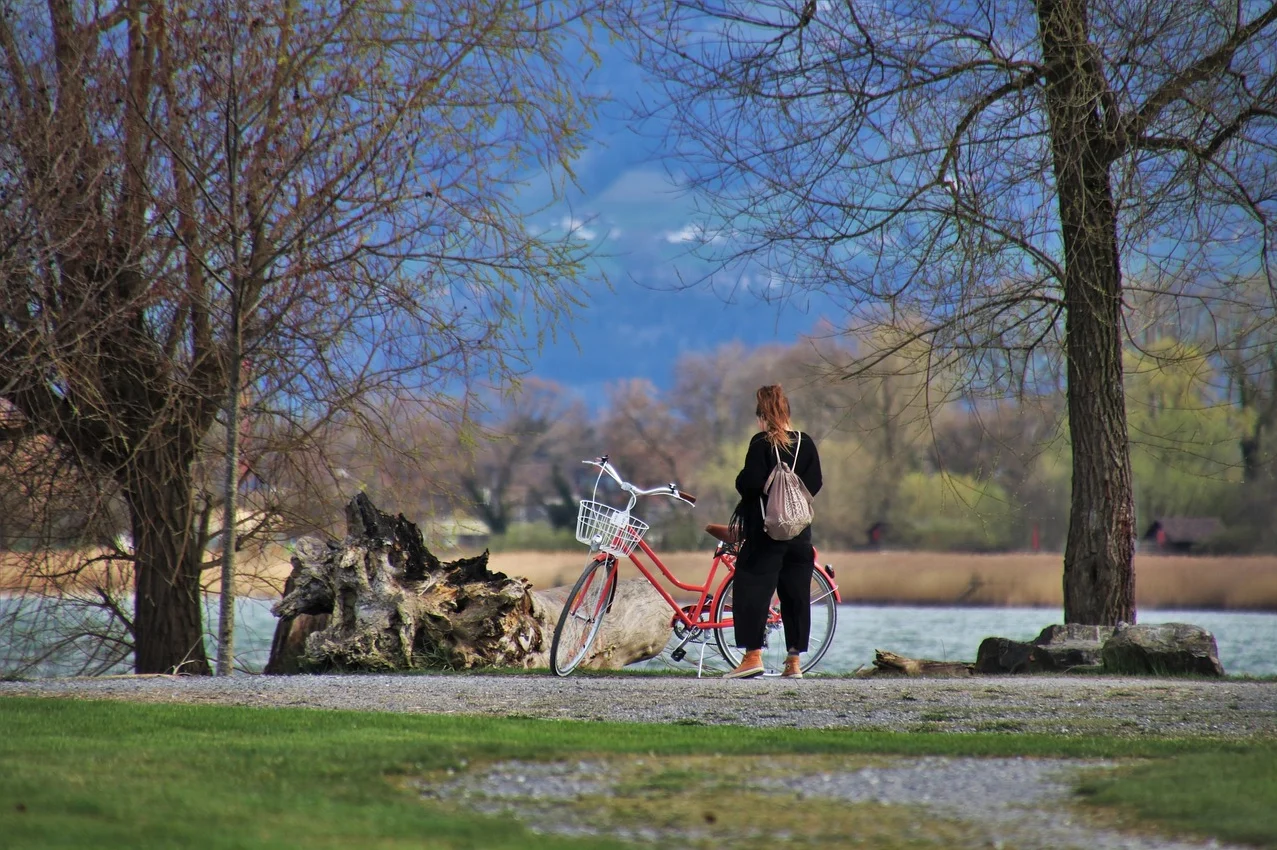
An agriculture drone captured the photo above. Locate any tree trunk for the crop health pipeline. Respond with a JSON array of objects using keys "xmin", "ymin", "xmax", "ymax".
[
  {"xmin": 1037, "ymin": 0, "xmax": 1137, "ymax": 626},
  {"xmin": 216, "ymin": 286, "xmax": 244, "ymax": 677},
  {"xmin": 127, "ymin": 454, "xmax": 211, "ymax": 675},
  {"xmin": 267, "ymin": 494, "xmax": 672, "ymax": 673}
]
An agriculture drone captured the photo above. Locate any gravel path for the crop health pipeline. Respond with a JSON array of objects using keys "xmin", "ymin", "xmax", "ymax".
[
  {"xmin": 4, "ymin": 673, "xmax": 1275, "ymax": 738},
  {"xmin": 5, "ymin": 673, "xmax": 1275, "ymax": 849},
  {"xmin": 427, "ymin": 755, "xmax": 1220, "ymax": 850}
]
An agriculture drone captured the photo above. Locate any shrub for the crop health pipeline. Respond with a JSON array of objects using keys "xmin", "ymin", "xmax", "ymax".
[{"xmin": 486, "ymin": 522, "xmax": 578, "ymax": 552}]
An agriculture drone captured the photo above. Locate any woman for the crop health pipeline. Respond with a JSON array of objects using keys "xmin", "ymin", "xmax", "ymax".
[{"xmin": 725, "ymin": 384, "xmax": 822, "ymax": 679}]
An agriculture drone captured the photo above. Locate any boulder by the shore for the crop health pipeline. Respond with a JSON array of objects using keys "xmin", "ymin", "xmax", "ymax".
[
  {"xmin": 973, "ymin": 621, "xmax": 1223, "ymax": 677},
  {"xmin": 1101, "ymin": 622, "xmax": 1225, "ymax": 677}
]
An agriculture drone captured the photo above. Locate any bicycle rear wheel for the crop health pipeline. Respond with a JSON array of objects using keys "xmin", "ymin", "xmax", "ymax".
[
  {"xmin": 712, "ymin": 567, "xmax": 838, "ymax": 675},
  {"xmin": 550, "ymin": 554, "xmax": 619, "ymax": 676}
]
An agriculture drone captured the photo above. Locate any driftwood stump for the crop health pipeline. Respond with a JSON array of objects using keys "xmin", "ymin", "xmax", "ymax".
[
  {"xmin": 265, "ymin": 493, "xmax": 672, "ymax": 673},
  {"xmin": 859, "ymin": 649, "xmax": 974, "ymax": 678}
]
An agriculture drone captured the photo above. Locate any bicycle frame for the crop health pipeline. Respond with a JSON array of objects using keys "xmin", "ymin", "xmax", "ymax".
[
  {"xmin": 596, "ymin": 536, "xmax": 841, "ymax": 632},
  {"xmin": 628, "ymin": 538, "xmax": 736, "ymax": 630},
  {"xmin": 554, "ymin": 455, "xmax": 842, "ymax": 677}
]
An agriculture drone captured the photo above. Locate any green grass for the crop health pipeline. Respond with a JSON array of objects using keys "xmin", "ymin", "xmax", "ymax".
[
  {"xmin": 1078, "ymin": 749, "xmax": 1277, "ymax": 848},
  {"xmin": 0, "ymin": 696, "xmax": 1274, "ymax": 849}
]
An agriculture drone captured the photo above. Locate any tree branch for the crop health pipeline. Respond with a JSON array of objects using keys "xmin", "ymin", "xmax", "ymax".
[{"xmin": 1124, "ymin": 2, "xmax": 1277, "ymax": 144}]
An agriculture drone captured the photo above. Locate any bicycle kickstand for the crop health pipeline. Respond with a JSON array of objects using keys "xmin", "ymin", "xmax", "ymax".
[{"xmin": 669, "ymin": 628, "xmax": 703, "ymax": 664}]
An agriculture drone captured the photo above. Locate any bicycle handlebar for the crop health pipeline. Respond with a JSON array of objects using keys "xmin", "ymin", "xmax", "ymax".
[{"xmin": 582, "ymin": 457, "xmax": 696, "ymax": 506}]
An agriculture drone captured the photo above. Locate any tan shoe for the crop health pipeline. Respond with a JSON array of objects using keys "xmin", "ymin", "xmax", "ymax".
[
  {"xmin": 724, "ymin": 649, "xmax": 764, "ymax": 679},
  {"xmin": 781, "ymin": 654, "xmax": 803, "ymax": 678}
]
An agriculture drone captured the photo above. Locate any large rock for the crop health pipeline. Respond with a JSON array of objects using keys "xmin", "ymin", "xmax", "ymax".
[
  {"xmin": 1101, "ymin": 622, "xmax": 1225, "ymax": 677},
  {"xmin": 974, "ymin": 636, "xmax": 1037, "ymax": 674},
  {"xmin": 975, "ymin": 624, "xmax": 1115, "ymax": 674},
  {"xmin": 976, "ymin": 622, "xmax": 1225, "ymax": 677},
  {"xmin": 1031, "ymin": 624, "xmax": 1114, "ymax": 671}
]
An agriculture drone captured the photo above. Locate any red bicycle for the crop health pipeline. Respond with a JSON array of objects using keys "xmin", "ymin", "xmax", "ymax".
[{"xmin": 549, "ymin": 456, "xmax": 841, "ymax": 677}]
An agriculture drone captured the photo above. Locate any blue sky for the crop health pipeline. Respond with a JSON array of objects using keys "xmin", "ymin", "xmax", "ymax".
[{"xmin": 514, "ymin": 44, "xmax": 842, "ymax": 397}]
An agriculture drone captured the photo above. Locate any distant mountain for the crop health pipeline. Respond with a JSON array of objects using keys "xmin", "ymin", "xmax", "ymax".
[
  {"xmin": 531, "ymin": 273, "xmax": 835, "ymax": 395},
  {"xmin": 514, "ymin": 45, "xmax": 842, "ymax": 395}
]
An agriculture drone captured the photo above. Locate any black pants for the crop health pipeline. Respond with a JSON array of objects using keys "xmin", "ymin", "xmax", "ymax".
[{"xmin": 731, "ymin": 532, "xmax": 814, "ymax": 652}]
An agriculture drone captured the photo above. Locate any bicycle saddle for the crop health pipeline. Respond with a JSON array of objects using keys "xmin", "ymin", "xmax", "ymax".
[{"xmin": 704, "ymin": 523, "xmax": 739, "ymax": 544}]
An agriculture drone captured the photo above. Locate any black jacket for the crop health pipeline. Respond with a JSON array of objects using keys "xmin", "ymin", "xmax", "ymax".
[{"xmin": 730, "ymin": 430, "xmax": 823, "ymax": 544}]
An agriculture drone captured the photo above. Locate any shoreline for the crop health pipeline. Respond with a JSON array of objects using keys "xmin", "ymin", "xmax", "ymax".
[
  {"xmin": 5, "ymin": 589, "xmax": 1277, "ymax": 613},
  {"xmin": 5, "ymin": 547, "xmax": 1277, "ymax": 610}
]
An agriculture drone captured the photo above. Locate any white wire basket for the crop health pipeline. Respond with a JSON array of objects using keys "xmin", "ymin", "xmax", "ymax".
[{"xmin": 575, "ymin": 499, "xmax": 649, "ymax": 557}]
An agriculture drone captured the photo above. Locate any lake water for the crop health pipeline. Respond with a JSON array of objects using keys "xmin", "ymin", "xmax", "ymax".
[
  {"xmin": 818, "ymin": 605, "xmax": 1277, "ymax": 677},
  {"xmin": 3, "ymin": 596, "xmax": 1275, "ymax": 677}
]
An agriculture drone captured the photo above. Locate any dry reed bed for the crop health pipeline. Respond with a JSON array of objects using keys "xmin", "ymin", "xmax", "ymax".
[
  {"xmin": 0, "ymin": 546, "xmax": 295, "ymax": 598},
  {"xmin": 4, "ymin": 547, "xmax": 1277, "ymax": 611},
  {"xmin": 498, "ymin": 549, "xmax": 1277, "ymax": 611}
]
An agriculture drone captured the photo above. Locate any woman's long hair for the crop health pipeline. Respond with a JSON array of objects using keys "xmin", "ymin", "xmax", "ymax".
[
  {"xmin": 730, "ymin": 384, "xmax": 795, "ymax": 547},
  {"xmin": 756, "ymin": 384, "xmax": 794, "ymax": 448}
]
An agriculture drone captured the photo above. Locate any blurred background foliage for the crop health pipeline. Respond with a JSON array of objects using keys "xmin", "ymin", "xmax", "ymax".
[{"xmin": 4, "ymin": 319, "xmax": 1275, "ymax": 555}]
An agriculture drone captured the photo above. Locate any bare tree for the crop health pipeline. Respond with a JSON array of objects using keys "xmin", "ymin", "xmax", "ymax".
[
  {"xmin": 0, "ymin": 0, "xmax": 604, "ymax": 673},
  {"xmin": 454, "ymin": 378, "xmax": 591, "ymax": 536},
  {"xmin": 615, "ymin": 0, "xmax": 1277, "ymax": 624},
  {"xmin": 930, "ymin": 395, "xmax": 1071, "ymax": 550},
  {"xmin": 598, "ymin": 379, "xmax": 691, "ymax": 481},
  {"xmin": 1216, "ymin": 287, "xmax": 1277, "ymax": 545}
]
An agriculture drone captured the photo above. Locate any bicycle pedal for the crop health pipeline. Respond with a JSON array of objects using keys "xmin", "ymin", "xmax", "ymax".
[{"xmin": 671, "ymin": 648, "xmax": 687, "ymax": 662}]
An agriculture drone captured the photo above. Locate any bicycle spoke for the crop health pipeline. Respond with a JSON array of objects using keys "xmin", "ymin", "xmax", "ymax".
[
  {"xmin": 713, "ymin": 567, "xmax": 840, "ymax": 675},
  {"xmin": 550, "ymin": 557, "xmax": 617, "ymax": 676}
]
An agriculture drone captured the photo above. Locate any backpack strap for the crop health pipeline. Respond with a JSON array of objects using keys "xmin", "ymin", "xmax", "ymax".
[
  {"xmin": 763, "ymin": 434, "xmax": 786, "ymax": 517},
  {"xmin": 775, "ymin": 431, "xmax": 800, "ymax": 471},
  {"xmin": 766, "ymin": 431, "xmax": 796, "ymax": 469}
]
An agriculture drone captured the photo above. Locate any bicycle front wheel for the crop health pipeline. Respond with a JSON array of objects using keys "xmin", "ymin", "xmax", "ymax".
[
  {"xmin": 712, "ymin": 567, "xmax": 838, "ymax": 675},
  {"xmin": 549, "ymin": 554, "xmax": 619, "ymax": 676}
]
